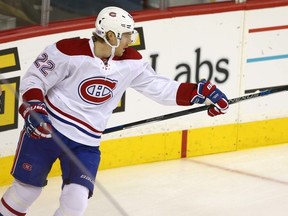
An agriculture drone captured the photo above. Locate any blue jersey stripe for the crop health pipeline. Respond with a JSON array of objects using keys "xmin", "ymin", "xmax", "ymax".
[{"xmin": 47, "ymin": 108, "xmax": 101, "ymax": 139}]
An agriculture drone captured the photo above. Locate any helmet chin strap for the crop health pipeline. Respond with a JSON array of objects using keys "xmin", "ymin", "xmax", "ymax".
[{"xmin": 103, "ymin": 37, "xmax": 120, "ymax": 59}]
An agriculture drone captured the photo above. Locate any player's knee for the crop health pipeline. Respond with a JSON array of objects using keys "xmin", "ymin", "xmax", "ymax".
[
  {"xmin": 55, "ymin": 183, "xmax": 89, "ymax": 216},
  {"xmin": 0, "ymin": 179, "xmax": 42, "ymax": 215}
]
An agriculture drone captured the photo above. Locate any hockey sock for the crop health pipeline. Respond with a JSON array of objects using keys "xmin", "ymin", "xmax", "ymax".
[
  {"xmin": 0, "ymin": 179, "xmax": 42, "ymax": 216},
  {"xmin": 53, "ymin": 183, "xmax": 89, "ymax": 216}
]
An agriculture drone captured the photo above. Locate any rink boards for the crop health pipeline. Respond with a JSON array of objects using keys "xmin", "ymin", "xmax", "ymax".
[
  {"xmin": 0, "ymin": 0, "xmax": 288, "ymax": 185},
  {"xmin": 1, "ymin": 117, "xmax": 287, "ymax": 185}
]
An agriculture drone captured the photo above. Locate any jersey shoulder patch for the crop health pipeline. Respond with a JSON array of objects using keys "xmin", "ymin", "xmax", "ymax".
[
  {"xmin": 113, "ymin": 47, "xmax": 142, "ymax": 61},
  {"xmin": 56, "ymin": 38, "xmax": 94, "ymax": 57}
]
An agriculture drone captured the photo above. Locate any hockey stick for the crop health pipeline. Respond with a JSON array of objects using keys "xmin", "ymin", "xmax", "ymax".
[{"xmin": 104, "ymin": 84, "xmax": 288, "ymax": 134}]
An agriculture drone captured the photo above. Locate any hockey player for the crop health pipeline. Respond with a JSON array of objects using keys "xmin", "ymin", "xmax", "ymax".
[{"xmin": 0, "ymin": 6, "xmax": 229, "ymax": 216}]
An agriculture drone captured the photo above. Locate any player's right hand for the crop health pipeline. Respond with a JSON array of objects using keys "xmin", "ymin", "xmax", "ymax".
[{"xmin": 19, "ymin": 101, "xmax": 52, "ymax": 138}]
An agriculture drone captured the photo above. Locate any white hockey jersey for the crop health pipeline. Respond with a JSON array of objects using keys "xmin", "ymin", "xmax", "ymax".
[{"xmin": 20, "ymin": 38, "xmax": 189, "ymax": 146}]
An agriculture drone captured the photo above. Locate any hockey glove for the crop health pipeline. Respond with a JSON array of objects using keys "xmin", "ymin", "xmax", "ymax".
[
  {"xmin": 191, "ymin": 80, "xmax": 229, "ymax": 117},
  {"xmin": 19, "ymin": 101, "xmax": 52, "ymax": 138}
]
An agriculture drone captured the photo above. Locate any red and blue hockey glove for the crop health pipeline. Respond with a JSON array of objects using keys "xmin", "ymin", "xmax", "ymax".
[
  {"xmin": 191, "ymin": 80, "xmax": 229, "ymax": 117},
  {"xmin": 19, "ymin": 101, "xmax": 52, "ymax": 138}
]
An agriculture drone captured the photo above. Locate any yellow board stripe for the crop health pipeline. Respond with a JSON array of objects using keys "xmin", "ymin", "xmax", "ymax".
[
  {"xmin": 187, "ymin": 124, "xmax": 238, "ymax": 157},
  {"xmin": 0, "ymin": 155, "xmax": 14, "ymax": 186},
  {"xmin": 0, "ymin": 53, "xmax": 16, "ymax": 68},
  {"xmin": 237, "ymin": 117, "xmax": 288, "ymax": 149},
  {"xmin": 1, "ymin": 117, "xmax": 288, "ymax": 186}
]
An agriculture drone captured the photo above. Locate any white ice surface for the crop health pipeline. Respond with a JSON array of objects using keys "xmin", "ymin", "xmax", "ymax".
[{"xmin": 1, "ymin": 143, "xmax": 288, "ymax": 216}]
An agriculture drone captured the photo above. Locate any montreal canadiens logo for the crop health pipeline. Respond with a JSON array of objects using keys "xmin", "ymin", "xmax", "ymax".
[
  {"xmin": 79, "ymin": 77, "xmax": 117, "ymax": 105},
  {"xmin": 109, "ymin": 12, "xmax": 116, "ymax": 17}
]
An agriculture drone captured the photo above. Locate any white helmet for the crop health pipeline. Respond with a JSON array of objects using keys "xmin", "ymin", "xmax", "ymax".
[{"xmin": 95, "ymin": 6, "xmax": 137, "ymax": 47}]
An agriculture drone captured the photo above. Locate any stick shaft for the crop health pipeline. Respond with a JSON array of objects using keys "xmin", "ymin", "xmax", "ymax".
[{"xmin": 104, "ymin": 85, "xmax": 288, "ymax": 134}]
